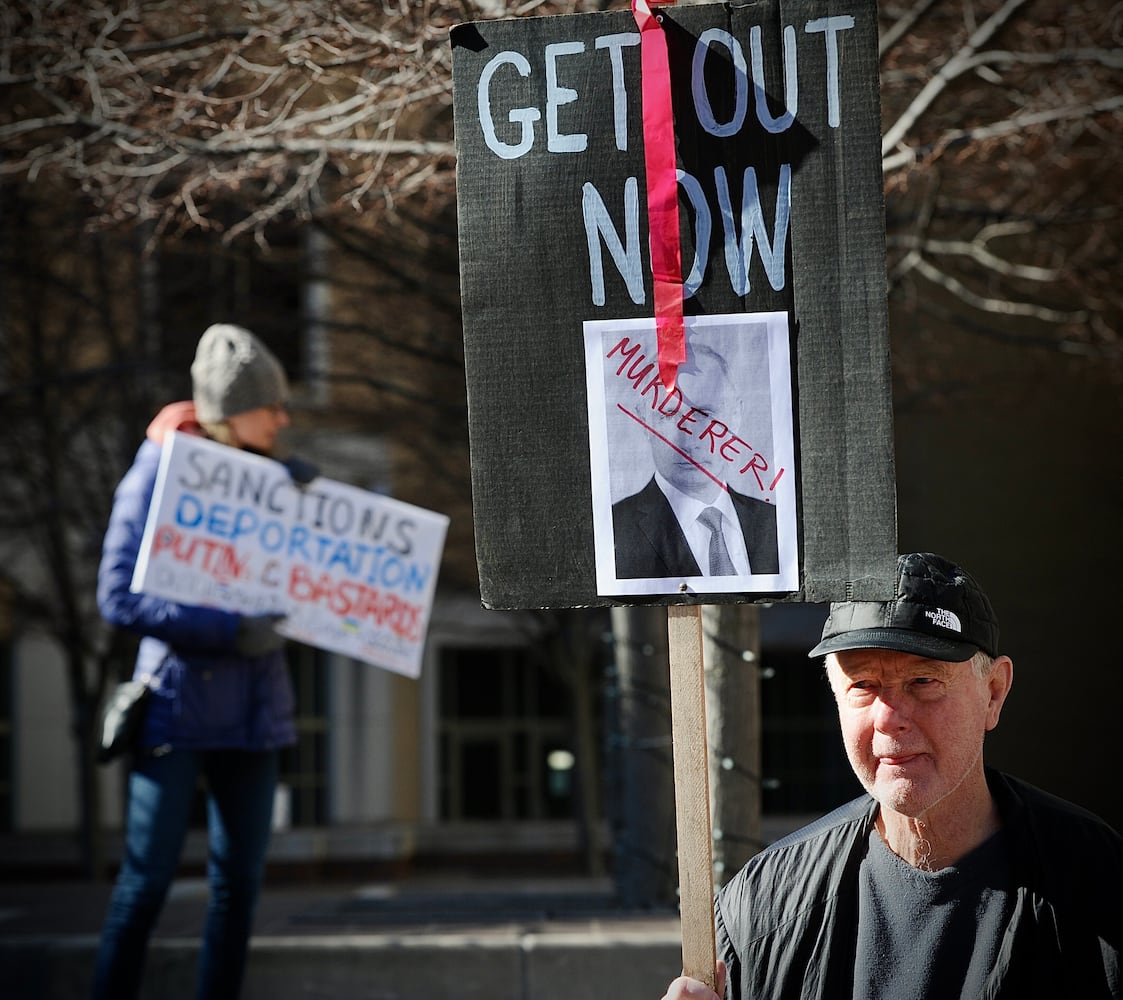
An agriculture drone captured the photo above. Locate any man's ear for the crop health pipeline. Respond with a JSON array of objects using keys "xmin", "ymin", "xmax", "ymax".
[{"xmin": 985, "ymin": 655, "xmax": 1014, "ymax": 732}]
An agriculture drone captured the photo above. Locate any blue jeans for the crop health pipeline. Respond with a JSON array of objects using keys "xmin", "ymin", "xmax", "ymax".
[{"xmin": 92, "ymin": 748, "xmax": 279, "ymax": 1000}]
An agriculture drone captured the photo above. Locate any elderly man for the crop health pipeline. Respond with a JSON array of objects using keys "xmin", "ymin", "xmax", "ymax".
[{"xmin": 663, "ymin": 552, "xmax": 1122, "ymax": 1000}]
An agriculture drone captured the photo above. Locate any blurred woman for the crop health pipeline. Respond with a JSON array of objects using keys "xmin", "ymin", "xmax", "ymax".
[{"xmin": 92, "ymin": 324, "xmax": 298, "ymax": 1000}]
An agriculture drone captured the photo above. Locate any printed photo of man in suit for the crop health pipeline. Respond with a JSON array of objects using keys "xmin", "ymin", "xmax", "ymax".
[{"xmin": 611, "ymin": 338, "xmax": 779, "ymax": 580}]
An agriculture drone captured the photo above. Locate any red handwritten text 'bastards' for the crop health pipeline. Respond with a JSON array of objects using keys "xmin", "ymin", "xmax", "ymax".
[{"xmin": 288, "ymin": 565, "xmax": 423, "ymax": 641}]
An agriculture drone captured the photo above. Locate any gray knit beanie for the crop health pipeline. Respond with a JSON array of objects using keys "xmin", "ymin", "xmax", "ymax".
[{"xmin": 191, "ymin": 324, "xmax": 289, "ymax": 422}]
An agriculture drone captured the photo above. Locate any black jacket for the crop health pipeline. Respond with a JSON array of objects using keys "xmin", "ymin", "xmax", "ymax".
[{"xmin": 716, "ymin": 769, "xmax": 1122, "ymax": 999}]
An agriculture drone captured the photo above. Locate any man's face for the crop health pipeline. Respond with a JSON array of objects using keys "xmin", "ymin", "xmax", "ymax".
[
  {"xmin": 826, "ymin": 648, "xmax": 1011, "ymax": 822},
  {"xmin": 646, "ymin": 344, "xmax": 742, "ymax": 498}
]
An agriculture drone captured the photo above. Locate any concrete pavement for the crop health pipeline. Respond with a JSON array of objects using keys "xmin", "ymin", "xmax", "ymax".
[{"xmin": 0, "ymin": 875, "xmax": 685, "ymax": 999}]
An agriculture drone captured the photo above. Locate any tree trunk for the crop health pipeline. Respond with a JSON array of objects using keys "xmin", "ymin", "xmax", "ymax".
[
  {"xmin": 71, "ymin": 649, "xmax": 106, "ymax": 881},
  {"xmin": 569, "ymin": 637, "xmax": 606, "ymax": 877},
  {"xmin": 702, "ymin": 604, "xmax": 762, "ymax": 889},
  {"xmin": 609, "ymin": 605, "xmax": 678, "ymax": 907}
]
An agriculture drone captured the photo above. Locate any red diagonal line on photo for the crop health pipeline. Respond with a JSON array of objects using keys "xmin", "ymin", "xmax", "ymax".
[{"xmin": 617, "ymin": 404, "xmax": 728, "ymax": 492}]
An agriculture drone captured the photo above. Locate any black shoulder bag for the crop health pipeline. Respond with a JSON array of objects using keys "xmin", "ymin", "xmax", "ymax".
[{"xmin": 97, "ymin": 664, "xmax": 162, "ymax": 764}]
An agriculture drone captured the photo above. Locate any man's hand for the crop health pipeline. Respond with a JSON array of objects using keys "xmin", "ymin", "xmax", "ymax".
[{"xmin": 661, "ymin": 961, "xmax": 727, "ymax": 1000}]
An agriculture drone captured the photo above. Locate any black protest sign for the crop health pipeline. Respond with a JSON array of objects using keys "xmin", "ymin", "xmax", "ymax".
[{"xmin": 451, "ymin": 0, "xmax": 896, "ymax": 610}]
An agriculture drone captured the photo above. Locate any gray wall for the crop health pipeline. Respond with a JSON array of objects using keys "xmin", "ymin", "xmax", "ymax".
[{"xmin": 892, "ymin": 321, "xmax": 1122, "ymax": 832}]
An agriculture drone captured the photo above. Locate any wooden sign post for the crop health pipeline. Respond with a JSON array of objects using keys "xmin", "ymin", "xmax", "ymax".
[{"xmin": 668, "ymin": 603, "xmax": 717, "ymax": 988}]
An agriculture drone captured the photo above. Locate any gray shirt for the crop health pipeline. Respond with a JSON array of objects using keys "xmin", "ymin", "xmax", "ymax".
[{"xmin": 853, "ymin": 827, "xmax": 1012, "ymax": 1000}]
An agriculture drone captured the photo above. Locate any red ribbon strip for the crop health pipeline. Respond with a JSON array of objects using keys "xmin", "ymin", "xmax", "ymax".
[{"xmin": 632, "ymin": 0, "xmax": 684, "ymax": 392}]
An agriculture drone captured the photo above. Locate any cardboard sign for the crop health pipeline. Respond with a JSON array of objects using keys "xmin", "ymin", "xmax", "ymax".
[
  {"xmin": 452, "ymin": 0, "xmax": 896, "ymax": 609},
  {"xmin": 131, "ymin": 433, "xmax": 449, "ymax": 678}
]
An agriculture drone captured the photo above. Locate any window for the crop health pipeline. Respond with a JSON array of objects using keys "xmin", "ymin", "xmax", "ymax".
[
  {"xmin": 0, "ymin": 642, "xmax": 10, "ymax": 832},
  {"xmin": 438, "ymin": 645, "xmax": 575, "ymax": 821},
  {"xmin": 761, "ymin": 649, "xmax": 861, "ymax": 814}
]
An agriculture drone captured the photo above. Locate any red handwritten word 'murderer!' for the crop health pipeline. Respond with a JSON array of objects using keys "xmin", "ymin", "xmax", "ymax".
[
  {"xmin": 288, "ymin": 566, "xmax": 423, "ymax": 642},
  {"xmin": 607, "ymin": 336, "xmax": 785, "ymax": 493}
]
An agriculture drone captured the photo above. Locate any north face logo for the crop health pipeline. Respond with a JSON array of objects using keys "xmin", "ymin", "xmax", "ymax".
[{"xmin": 925, "ymin": 608, "xmax": 962, "ymax": 632}]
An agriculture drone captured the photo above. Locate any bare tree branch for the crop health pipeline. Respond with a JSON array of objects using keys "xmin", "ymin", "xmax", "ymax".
[
  {"xmin": 884, "ymin": 96, "xmax": 1123, "ymax": 174},
  {"xmin": 879, "ymin": 0, "xmax": 941, "ymax": 58},
  {"xmin": 903, "ymin": 254, "xmax": 1087, "ymax": 325},
  {"xmin": 882, "ymin": 0, "xmax": 1034, "ymax": 155},
  {"xmin": 888, "ymin": 227, "xmax": 1062, "ymax": 282}
]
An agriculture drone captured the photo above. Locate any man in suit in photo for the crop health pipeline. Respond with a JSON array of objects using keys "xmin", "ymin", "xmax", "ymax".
[{"xmin": 611, "ymin": 339, "xmax": 779, "ymax": 580}]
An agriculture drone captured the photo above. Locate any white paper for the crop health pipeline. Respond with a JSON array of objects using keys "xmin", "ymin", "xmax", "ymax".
[{"xmin": 584, "ymin": 312, "xmax": 798, "ymax": 596}]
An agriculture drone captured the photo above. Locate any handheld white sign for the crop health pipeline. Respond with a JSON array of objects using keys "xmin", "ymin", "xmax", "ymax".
[{"xmin": 131, "ymin": 432, "xmax": 449, "ymax": 678}]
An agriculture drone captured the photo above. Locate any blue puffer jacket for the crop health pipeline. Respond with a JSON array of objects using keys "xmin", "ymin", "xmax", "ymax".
[{"xmin": 97, "ymin": 403, "xmax": 296, "ymax": 751}]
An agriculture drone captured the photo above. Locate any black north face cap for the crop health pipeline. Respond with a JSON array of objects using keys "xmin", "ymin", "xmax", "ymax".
[{"xmin": 809, "ymin": 553, "xmax": 1000, "ymax": 661}]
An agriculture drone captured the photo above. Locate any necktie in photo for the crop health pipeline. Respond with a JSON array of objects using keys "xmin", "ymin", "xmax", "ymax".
[{"xmin": 697, "ymin": 506, "xmax": 737, "ymax": 576}]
